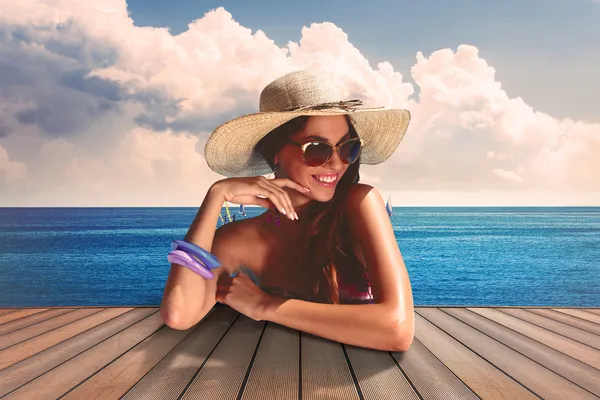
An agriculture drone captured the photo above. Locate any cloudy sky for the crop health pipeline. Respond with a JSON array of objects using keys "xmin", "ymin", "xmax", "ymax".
[{"xmin": 1, "ymin": 0, "xmax": 599, "ymax": 207}]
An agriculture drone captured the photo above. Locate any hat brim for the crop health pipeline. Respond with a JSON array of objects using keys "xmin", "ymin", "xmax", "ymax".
[{"xmin": 204, "ymin": 108, "xmax": 411, "ymax": 177}]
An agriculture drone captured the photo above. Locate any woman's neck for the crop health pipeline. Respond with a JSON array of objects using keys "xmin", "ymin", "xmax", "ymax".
[{"xmin": 285, "ymin": 187, "xmax": 313, "ymax": 209}]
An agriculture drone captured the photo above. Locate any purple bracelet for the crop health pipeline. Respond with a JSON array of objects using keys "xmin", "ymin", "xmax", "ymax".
[
  {"xmin": 171, "ymin": 240, "xmax": 221, "ymax": 270},
  {"xmin": 167, "ymin": 249, "xmax": 214, "ymax": 279}
]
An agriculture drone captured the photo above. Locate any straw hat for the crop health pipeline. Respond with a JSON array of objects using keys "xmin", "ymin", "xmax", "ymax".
[{"xmin": 204, "ymin": 70, "xmax": 411, "ymax": 177}]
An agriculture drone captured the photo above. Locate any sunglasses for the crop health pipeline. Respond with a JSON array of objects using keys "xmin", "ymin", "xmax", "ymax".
[{"xmin": 286, "ymin": 137, "xmax": 363, "ymax": 167}]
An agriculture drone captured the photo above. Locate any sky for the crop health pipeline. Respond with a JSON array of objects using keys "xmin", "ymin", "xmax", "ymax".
[{"xmin": 0, "ymin": 0, "xmax": 599, "ymax": 207}]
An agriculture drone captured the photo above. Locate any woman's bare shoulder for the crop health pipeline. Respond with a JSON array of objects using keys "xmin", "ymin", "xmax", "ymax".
[
  {"xmin": 211, "ymin": 216, "xmax": 269, "ymax": 269},
  {"xmin": 340, "ymin": 183, "xmax": 387, "ymax": 247},
  {"xmin": 343, "ymin": 183, "xmax": 383, "ymax": 211},
  {"xmin": 215, "ymin": 216, "xmax": 266, "ymax": 244}
]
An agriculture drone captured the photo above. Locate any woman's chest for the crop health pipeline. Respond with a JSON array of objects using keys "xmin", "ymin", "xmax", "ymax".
[{"xmin": 243, "ymin": 241, "xmax": 317, "ymax": 299}]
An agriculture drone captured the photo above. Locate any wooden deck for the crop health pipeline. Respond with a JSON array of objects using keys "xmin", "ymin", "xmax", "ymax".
[{"xmin": 0, "ymin": 306, "xmax": 599, "ymax": 400}]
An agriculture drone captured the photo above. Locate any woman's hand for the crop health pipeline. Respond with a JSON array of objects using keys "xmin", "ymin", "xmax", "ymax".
[
  {"xmin": 212, "ymin": 176, "xmax": 310, "ymax": 220},
  {"xmin": 216, "ymin": 271, "xmax": 273, "ymax": 321}
]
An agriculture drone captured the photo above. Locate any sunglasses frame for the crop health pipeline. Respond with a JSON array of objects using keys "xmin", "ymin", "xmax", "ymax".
[{"xmin": 286, "ymin": 137, "xmax": 363, "ymax": 167}]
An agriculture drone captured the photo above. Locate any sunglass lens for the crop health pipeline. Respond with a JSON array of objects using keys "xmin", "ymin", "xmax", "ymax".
[
  {"xmin": 339, "ymin": 139, "xmax": 361, "ymax": 164},
  {"xmin": 304, "ymin": 142, "xmax": 332, "ymax": 167}
]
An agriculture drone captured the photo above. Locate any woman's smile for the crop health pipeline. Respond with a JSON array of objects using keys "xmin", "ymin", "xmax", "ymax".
[{"xmin": 311, "ymin": 173, "xmax": 339, "ymax": 188}]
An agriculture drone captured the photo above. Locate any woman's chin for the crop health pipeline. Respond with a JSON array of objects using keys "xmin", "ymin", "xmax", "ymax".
[{"xmin": 307, "ymin": 188, "xmax": 336, "ymax": 203}]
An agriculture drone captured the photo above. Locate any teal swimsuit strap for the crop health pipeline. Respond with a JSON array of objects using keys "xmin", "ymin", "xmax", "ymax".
[{"xmin": 230, "ymin": 265, "xmax": 261, "ymax": 286}]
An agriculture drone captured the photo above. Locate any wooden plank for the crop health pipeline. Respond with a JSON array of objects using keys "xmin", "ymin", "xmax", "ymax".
[
  {"xmin": 241, "ymin": 323, "xmax": 299, "ymax": 400},
  {"xmin": 345, "ymin": 345, "xmax": 419, "ymax": 399},
  {"xmin": 0, "ymin": 308, "xmax": 132, "ymax": 371},
  {"xmin": 3, "ymin": 310, "xmax": 164, "ymax": 400},
  {"xmin": 0, "ymin": 308, "xmax": 155, "ymax": 397},
  {"xmin": 527, "ymin": 309, "xmax": 600, "ymax": 336},
  {"xmin": 1, "ymin": 305, "xmax": 596, "ymax": 399},
  {"xmin": 391, "ymin": 338, "xmax": 479, "ymax": 399},
  {"xmin": 0, "ymin": 309, "xmax": 76, "ymax": 336},
  {"xmin": 61, "ymin": 317, "xmax": 193, "ymax": 399},
  {"xmin": 414, "ymin": 311, "xmax": 536, "ymax": 400},
  {"xmin": 0, "ymin": 310, "xmax": 18, "ymax": 316},
  {"xmin": 496, "ymin": 308, "xmax": 600, "ymax": 351},
  {"xmin": 468, "ymin": 308, "xmax": 600, "ymax": 370},
  {"xmin": 0, "ymin": 309, "xmax": 48, "ymax": 324},
  {"xmin": 447, "ymin": 308, "xmax": 600, "ymax": 396},
  {"xmin": 301, "ymin": 333, "xmax": 360, "ymax": 400},
  {"xmin": 0, "ymin": 309, "xmax": 102, "ymax": 350},
  {"xmin": 554, "ymin": 309, "xmax": 600, "ymax": 324},
  {"xmin": 121, "ymin": 307, "xmax": 239, "ymax": 400},
  {"xmin": 180, "ymin": 314, "xmax": 265, "ymax": 399},
  {"xmin": 420, "ymin": 308, "xmax": 597, "ymax": 400}
]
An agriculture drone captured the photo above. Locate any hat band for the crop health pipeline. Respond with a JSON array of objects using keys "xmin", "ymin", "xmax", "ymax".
[{"xmin": 284, "ymin": 99, "xmax": 372, "ymax": 112}]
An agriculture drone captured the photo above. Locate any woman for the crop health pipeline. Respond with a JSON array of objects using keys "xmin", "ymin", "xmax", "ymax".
[{"xmin": 160, "ymin": 70, "xmax": 415, "ymax": 351}]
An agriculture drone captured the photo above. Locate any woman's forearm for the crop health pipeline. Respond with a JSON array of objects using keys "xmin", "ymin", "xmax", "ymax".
[
  {"xmin": 262, "ymin": 298, "xmax": 414, "ymax": 351},
  {"xmin": 160, "ymin": 183, "xmax": 226, "ymax": 329},
  {"xmin": 183, "ymin": 183, "xmax": 227, "ymax": 250}
]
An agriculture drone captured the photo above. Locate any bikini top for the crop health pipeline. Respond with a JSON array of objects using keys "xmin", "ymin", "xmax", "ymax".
[{"xmin": 237, "ymin": 246, "xmax": 374, "ymax": 304}]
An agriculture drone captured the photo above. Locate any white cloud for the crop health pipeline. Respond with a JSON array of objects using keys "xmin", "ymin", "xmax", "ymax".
[
  {"xmin": 17, "ymin": 128, "xmax": 223, "ymax": 207},
  {"xmin": 0, "ymin": 1, "xmax": 598, "ymax": 206},
  {"xmin": 372, "ymin": 44, "xmax": 600, "ymax": 198},
  {"xmin": 0, "ymin": 145, "xmax": 28, "ymax": 184},
  {"xmin": 492, "ymin": 169, "xmax": 524, "ymax": 183},
  {"xmin": 486, "ymin": 151, "xmax": 513, "ymax": 161}
]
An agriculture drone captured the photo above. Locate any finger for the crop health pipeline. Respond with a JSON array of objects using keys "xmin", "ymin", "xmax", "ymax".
[
  {"xmin": 229, "ymin": 195, "xmax": 275, "ymax": 210},
  {"xmin": 217, "ymin": 278, "xmax": 232, "ymax": 288},
  {"xmin": 272, "ymin": 178, "xmax": 311, "ymax": 194},
  {"xmin": 279, "ymin": 188, "xmax": 295, "ymax": 220},
  {"xmin": 254, "ymin": 181, "xmax": 288, "ymax": 217},
  {"xmin": 271, "ymin": 179, "xmax": 310, "ymax": 219},
  {"xmin": 253, "ymin": 197, "xmax": 275, "ymax": 209},
  {"xmin": 267, "ymin": 180, "xmax": 297, "ymax": 219},
  {"xmin": 258, "ymin": 179, "xmax": 295, "ymax": 220},
  {"xmin": 251, "ymin": 182, "xmax": 280, "ymax": 209},
  {"xmin": 217, "ymin": 283, "xmax": 230, "ymax": 292}
]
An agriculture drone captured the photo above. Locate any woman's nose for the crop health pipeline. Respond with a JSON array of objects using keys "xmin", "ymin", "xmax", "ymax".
[{"xmin": 324, "ymin": 148, "xmax": 344, "ymax": 170}]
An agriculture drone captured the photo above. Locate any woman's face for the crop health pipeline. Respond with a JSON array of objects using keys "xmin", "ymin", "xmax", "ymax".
[{"xmin": 276, "ymin": 115, "xmax": 353, "ymax": 202}]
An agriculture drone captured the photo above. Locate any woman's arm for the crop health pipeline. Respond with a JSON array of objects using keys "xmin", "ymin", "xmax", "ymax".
[
  {"xmin": 160, "ymin": 183, "xmax": 233, "ymax": 330},
  {"xmin": 261, "ymin": 184, "xmax": 415, "ymax": 351},
  {"xmin": 161, "ymin": 176, "xmax": 304, "ymax": 330}
]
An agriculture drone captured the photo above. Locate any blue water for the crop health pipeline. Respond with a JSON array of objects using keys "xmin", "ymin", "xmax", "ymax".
[{"xmin": 0, "ymin": 207, "xmax": 598, "ymax": 307}]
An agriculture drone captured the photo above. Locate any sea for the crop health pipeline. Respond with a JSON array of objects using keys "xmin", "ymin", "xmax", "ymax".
[{"xmin": 0, "ymin": 207, "xmax": 598, "ymax": 308}]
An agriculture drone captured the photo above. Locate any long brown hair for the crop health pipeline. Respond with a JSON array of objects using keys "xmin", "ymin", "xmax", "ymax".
[{"xmin": 254, "ymin": 115, "xmax": 365, "ymax": 303}]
